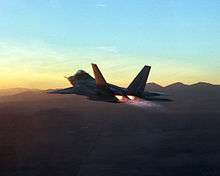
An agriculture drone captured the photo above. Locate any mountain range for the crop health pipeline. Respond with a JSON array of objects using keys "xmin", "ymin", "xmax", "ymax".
[
  {"xmin": 146, "ymin": 82, "xmax": 220, "ymax": 92},
  {"xmin": 0, "ymin": 82, "xmax": 219, "ymax": 97},
  {"xmin": 0, "ymin": 88, "xmax": 40, "ymax": 97}
]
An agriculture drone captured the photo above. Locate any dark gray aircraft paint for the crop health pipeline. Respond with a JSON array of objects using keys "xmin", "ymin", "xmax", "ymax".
[{"xmin": 49, "ymin": 64, "xmax": 170, "ymax": 102}]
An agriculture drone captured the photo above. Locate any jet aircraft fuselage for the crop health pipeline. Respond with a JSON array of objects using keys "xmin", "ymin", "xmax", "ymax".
[{"xmin": 49, "ymin": 64, "xmax": 170, "ymax": 103}]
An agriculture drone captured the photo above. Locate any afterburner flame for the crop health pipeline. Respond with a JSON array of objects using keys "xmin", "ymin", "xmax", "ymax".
[
  {"xmin": 127, "ymin": 95, "xmax": 136, "ymax": 100},
  {"xmin": 115, "ymin": 95, "xmax": 124, "ymax": 101},
  {"xmin": 114, "ymin": 95, "xmax": 129, "ymax": 102}
]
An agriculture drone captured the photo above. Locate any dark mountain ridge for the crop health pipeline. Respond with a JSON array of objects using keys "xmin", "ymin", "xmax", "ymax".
[{"xmin": 146, "ymin": 82, "xmax": 220, "ymax": 91}]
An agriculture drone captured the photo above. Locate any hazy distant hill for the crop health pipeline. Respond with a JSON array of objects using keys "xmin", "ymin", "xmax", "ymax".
[
  {"xmin": 164, "ymin": 82, "xmax": 220, "ymax": 96},
  {"xmin": 1, "ymin": 82, "xmax": 219, "ymax": 97},
  {"xmin": 146, "ymin": 82, "xmax": 220, "ymax": 93},
  {"xmin": 145, "ymin": 82, "xmax": 164, "ymax": 92},
  {"xmin": 145, "ymin": 82, "xmax": 220, "ymax": 112},
  {"xmin": 164, "ymin": 82, "xmax": 188, "ymax": 91},
  {"xmin": 0, "ymin": 88, "xmax": 40, "ymax": 97},
  {"xmin": 146, "ymin": 82, "xmax": 220, "ymax": 98}
]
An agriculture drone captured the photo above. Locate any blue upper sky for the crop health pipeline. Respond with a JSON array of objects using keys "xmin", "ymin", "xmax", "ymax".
[{"xmin": 0, "ymin": 0, "xmax": 220, "ymax": 88}]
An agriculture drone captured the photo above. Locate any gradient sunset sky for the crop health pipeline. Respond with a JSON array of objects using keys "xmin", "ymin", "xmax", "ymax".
[{"xmin": 0, "ymin": 0, "xmax": 220, "ymax": 89}]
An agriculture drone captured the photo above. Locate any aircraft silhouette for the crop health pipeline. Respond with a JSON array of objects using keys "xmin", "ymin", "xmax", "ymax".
[{"xmin": 49, "ymin": 64, "xmax": 170, "ymax": 103}]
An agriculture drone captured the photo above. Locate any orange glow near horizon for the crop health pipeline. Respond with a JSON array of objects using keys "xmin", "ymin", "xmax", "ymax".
[
  {"xmin": 0, "ymin": 60, "xmax": 220, "ymax": 89},
  {"xmin": 1, "ymin": 73, "xmax": 220, "ymax": 90}
]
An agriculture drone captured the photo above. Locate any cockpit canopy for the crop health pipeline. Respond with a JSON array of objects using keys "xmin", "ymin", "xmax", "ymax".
[{"xmin": 66, "ymin": 70, "xmax": 94, "ymax": 86}]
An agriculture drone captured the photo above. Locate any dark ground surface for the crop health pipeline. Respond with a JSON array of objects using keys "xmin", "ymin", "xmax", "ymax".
[{"xmin": 0, "ymin": 86, "xmax": 220, "ymax": 176}]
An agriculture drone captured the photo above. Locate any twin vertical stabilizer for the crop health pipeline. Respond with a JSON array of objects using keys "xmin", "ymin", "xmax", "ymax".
[
  {"xmin": 127, "ymin": 65, "xmax": 151, "ymax": 95},
  {"xmin": 91, "ymin": 63, "xmax": 114, "ymax": 96},
  {"xmin": 91, "ymin": 63, "xmax": 151, "ymax": 96}
]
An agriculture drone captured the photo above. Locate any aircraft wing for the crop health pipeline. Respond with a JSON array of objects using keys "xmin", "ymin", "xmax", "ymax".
[
  {"xmin": 146, "ymin": 91, "xmax": 165, "ymax": 96},
  {"xmin": 142, "ymin": 91, "xmax": 172, "ymax": 101},
  {"xmin": 47, "ymin": 87, "xmax": 80, "ymax": 94},
  {"xmin": 48, "ymin": 86, "xmax": 97, "ymax": 96}
]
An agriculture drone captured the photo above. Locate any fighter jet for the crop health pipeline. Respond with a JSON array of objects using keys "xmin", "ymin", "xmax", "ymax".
[{"xmin": 49, "ymin": 63, "xmax": 170, "ymax": 103}]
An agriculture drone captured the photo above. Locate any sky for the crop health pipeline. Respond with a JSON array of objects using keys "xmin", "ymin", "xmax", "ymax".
[{"xmin": 0, "ymin": 0, "xmax": 220, "ymax": 89}]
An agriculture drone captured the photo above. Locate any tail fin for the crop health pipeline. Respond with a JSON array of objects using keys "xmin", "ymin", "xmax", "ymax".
[
  {"xmin": 127, "ymin": 65, "xmax": 151, "ymax": 95},
  {"xmin": 91, "ymin": 63, "xmax": 113, "ymax": 95}
]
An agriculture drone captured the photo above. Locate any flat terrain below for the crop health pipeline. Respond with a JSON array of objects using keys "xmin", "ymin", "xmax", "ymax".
[{"xmin": 0, "ymin": 89, "xmax": 220, "ymax": 176}]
